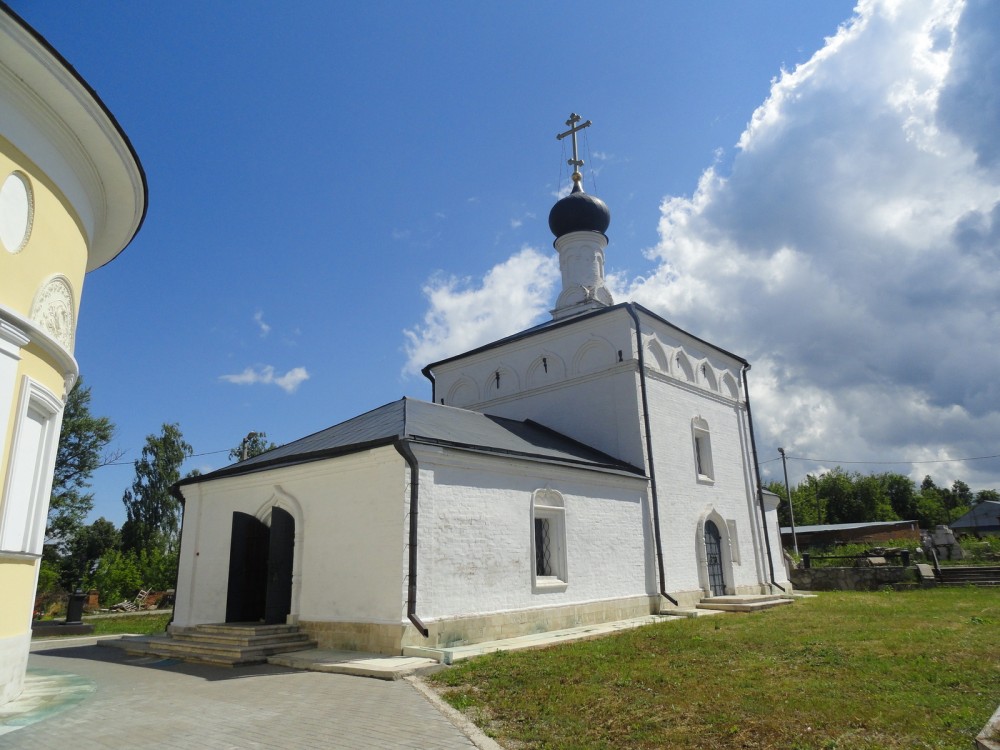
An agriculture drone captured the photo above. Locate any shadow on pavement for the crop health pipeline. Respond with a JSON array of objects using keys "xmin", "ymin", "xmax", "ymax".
[{"xmin": 31, "ymin": 643, "xmax": 303, "ymax": 682}]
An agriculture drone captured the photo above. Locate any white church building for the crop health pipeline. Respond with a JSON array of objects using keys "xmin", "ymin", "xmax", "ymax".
[{"xmin": 171, "ymin": 116, "xmax": 790, "ymax": 656}]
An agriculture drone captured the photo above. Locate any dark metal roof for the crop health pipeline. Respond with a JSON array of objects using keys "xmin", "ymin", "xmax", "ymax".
[
  {"xmin": 176, "ymin": 397, "xmax": 645, "ymax": 487},
  {"xmin": 950, "ymin": 501, "xmax": 1000, "ymax": 530}
]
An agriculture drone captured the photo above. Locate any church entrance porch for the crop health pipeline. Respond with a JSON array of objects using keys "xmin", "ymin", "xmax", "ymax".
[{"xmin": 225, "ymin": 507, "xmax": 295, "ymax": 625}]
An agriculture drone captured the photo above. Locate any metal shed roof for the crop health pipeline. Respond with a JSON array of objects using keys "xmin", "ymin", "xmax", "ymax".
[{"xmin": 176, "ymin": 397, "xmax": 645, "ymax": 487}]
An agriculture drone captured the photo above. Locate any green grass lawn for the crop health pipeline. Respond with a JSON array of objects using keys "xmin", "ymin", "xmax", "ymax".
[
  {"xmin": 32, "ymin": 612, "xmax": 171, "ymax": 639},
  {"xmin": 86, "ymin": 613, "xmax": 171, "ymax": 636},
  {"xmin": 429, "ymin": 589, "xmax": 999, "ymax": 749}
]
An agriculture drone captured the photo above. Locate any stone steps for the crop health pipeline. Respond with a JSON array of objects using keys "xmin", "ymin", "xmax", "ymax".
[
  {"xmin": 99, "ymin": 623, "xmax": 316, "ymax": 667},
  {"xmin": 936, "ymin": 566, "xmax": 1000, "ymax": 587}
]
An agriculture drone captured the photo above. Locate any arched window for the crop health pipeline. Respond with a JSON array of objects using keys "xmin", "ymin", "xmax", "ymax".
[
  {"xmin": 691, "ymin": 417, "xmax": 715, "ymax": 483},
  {"xmin": 531, "ymin": 489, "xmax": 567, "ymax": 589}
]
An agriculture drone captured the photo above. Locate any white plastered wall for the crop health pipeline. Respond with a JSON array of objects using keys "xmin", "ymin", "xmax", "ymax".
[
  {"xmin": 431, "ymin": 307, "xmax": 646, "ymax": 468},
  {"xmin": 414, "ymin": 445, "xmax": 653, "ymax": 622},
  {"xmin": 645, "ymin": 371, "xmax": 767, "ymax": 597},
  {"xmin": 174, "ymin": 446, "xmax": 407, "ymax": 628}
]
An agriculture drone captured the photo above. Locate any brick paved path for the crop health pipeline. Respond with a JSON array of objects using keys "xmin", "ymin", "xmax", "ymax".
[{"xmin": 2, "ymin": 644, "xmax": 478, "ymax": 749}]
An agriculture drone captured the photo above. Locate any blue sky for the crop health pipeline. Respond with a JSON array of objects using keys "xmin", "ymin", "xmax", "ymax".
[{"xmin": 11, "ymin": 1, "xmax": 1000, "ymax": 526}]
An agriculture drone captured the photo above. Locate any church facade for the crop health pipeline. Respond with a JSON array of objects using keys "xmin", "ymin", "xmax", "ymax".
[{"xmin": 172, "ymin": 116, "xmax": 788, "ymax": 655}]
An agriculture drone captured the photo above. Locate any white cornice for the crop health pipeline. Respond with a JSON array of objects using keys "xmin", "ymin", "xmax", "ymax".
[
  {"xmin": 645, "ymin": 367, "xmax": 743, "ymax": 407},
  {"xmin": 0, "ymin": 9, "xmax": 145, "ymax": 271},
  {"xmin": 431, "ymin": 306, "xmax": 634, "ymax": 376},
  {"xmin": 0, "ymin": 303, "xmax": 78, "ymax": 384}
]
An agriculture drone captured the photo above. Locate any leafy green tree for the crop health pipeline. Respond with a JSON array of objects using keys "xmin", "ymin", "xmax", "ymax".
[
  {"xmin": 90, "ymin": 548, "xmax": 142, "ymax": 606},
  {"xmin": 916, "ymin": 476, "xmax": 949, "ymax": 527},
  {"xmin": 120, "ymin": 423, "xmax": 192, "ymax": 556},
  {"xmin": 47, "ymin": 378, "xmax": 120, "ymax": 547},
  {"xmin": 974, "ymin": 489, "xmax": 1000, "ymax": 505},
  {"xmin": 947, "ymin": 480, "xmax": 973, "ymax": 522},
  {"xmin": 228, "ymin": 431, "xmax": 278, "ymax": 462},
  {"xmin": 59, "ymin": 517, "xmax": 120, "ymax": 590},
  {"xmin": 851, "ymin": 473, "xmax": 898, "ymax": 522},
  {"xmin": 884, "ymin": 473, "xmax": 919, "ymax": 520},
  {"xmin": 36, "ymin": 558, "xmax": 61, "ymax": 596},
  {"xmin": 816, "ymin": 468, "xmax": 856, "ymax": 524}
]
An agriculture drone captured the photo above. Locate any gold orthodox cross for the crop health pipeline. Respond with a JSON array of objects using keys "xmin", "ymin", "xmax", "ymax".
[{"xmin": 556, "ymin": 113, "xmax": 592, "ymax": 185}]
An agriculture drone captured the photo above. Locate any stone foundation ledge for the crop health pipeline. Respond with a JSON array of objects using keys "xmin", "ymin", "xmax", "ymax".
[{"xmin": 299, "ymin": 596, "xmax": 659, "ymax": 655}]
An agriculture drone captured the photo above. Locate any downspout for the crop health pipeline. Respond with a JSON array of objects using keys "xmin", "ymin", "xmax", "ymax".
[
  {"xmin": 421, "ymin": 364, "xmax": 437, "ymax": 404},
  {"xmin": 394, "ymin": 439, "xmax": 429, "ymax": 637},
  {"xmin": 168, "ymin": 484, "xmax": 186, "ymax": 630},
  {"xmin": 741, "ymin": 364, "xmax": 785, "ymax": 592},
  {"xmin": 625, "ymin": 304, "xmax": 677, "ymax": 606}
]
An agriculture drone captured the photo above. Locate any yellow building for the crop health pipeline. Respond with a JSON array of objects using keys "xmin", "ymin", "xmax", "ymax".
[{"xmin": 0, "ymin": 6, "xmax": 145, "ymax": 704}]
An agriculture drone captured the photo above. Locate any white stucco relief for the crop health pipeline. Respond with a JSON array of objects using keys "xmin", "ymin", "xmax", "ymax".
[{"xmin": 29, "ymin": 276, "xmax": 75, "ymax": 351}]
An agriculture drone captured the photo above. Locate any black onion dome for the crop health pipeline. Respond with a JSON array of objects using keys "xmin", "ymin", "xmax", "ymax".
[{"xmin": 548, "ymin": 182, "xmax": 611, "ymax": 238}]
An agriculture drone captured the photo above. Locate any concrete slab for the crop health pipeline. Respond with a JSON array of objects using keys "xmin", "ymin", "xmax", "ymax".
[
  {"xmin": 697, "ymin": 598, "xmax": 794, "ymax": 613},
  {"xmin": 268, "ymin": 649, "xmax": 440, "ymax": 680},
  {"xmin": 977, "ymin": 702, "xmax": 1000, "ymax": 750},
  {"xmin": 660, "ymin": 607, "xmax": 727, "ymax": 618},
  {"xmin": 403, "ymin": 614, "xmax": 673, "ymax": 664}
]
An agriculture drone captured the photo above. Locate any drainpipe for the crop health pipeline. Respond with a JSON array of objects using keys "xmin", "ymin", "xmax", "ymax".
[
  {"xmin": 394, "ymin": 439, "xmax": 429, "ymax": 637},
  {"xmin": 741, "ymin": 364, "xmax": 785, "ymax": 593},
  {"xmin": 421, "ymin": 365, "xmax": 438, "ymax": 404},
  {"xmin": 625, "ymin": 304, "xmax": 677, "ymax": 607},
  {"xmin": 168, "ymin": 484, "xmax": 186, "ymax": 631}
]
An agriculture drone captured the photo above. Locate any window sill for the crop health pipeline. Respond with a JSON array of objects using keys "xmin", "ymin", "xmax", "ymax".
[{"xmin": 532, "ymin": 577, "xmax": 568, "ymax": 593}]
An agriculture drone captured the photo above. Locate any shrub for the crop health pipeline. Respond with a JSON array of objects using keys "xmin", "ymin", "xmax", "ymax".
[{"xmin": 89, "ymin": 548, "xmax": 142, "ymax": 605}]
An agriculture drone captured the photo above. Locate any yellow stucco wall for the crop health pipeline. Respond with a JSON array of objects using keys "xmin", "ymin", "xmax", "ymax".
[
  {"xmin": 0, "ymin": 135, "xmax": 85, "ymax": 649},
  {"xmin": 0, "ymin": 134, "xmax": 86, "ymax": 491},
  {"xmin": 0, "ymin": 135, "xmax": 89, "ymax": 319},
  {"xmin": 0, "ymin": 557, "xmax": 37, "ymax": 636}
]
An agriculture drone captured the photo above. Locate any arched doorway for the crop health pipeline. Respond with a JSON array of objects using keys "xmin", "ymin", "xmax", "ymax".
[
  {"xmin": 225, "ymin": 506, "xmax": 295, "ymax": 624},
  {"xmin": 704, "ymin": 520, "xmax": 725, "ymax": 597}
]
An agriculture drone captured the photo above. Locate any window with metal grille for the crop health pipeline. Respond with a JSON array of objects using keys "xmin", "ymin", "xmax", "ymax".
[
  {"xmin": 532, "ymin": 489, "xmax": 567, "ymax": 589},
  {"xmin": 534, "ymin": 517, "xmax": 552, "ymax": 576}
]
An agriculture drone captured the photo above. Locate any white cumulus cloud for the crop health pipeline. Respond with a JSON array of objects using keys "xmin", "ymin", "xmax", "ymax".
[
  {"xmin": 401, "ymin": 0, "xmax": 1000, "ymax": 490},
  {"xmin": 220, "ymin": 365, "xmax": 310, "ymax": 394},
  {"xmin": 402, "ymin": 247, "xmax": 559, "ymax": 375},
  {"xmin": 626, "ymin": 0, "xmax": 1000, "ymax": 488}
]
